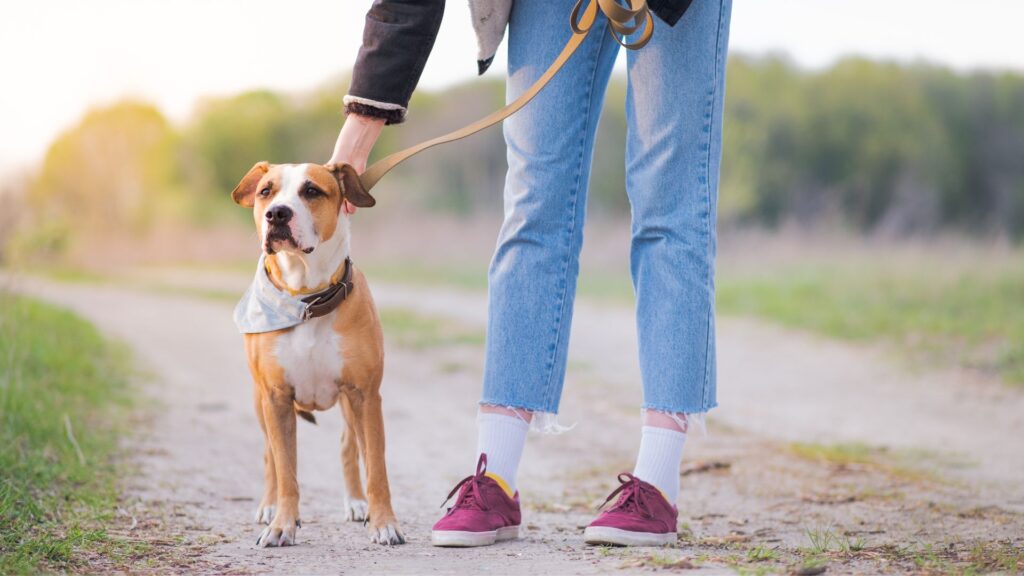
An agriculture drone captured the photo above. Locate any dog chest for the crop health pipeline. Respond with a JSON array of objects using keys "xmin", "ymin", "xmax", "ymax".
[{"xmin": 274, "ymin": 314, "xmax": 343, "ymax": 410}]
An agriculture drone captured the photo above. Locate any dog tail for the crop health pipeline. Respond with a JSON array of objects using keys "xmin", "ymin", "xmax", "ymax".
[{"xmin": 295, "ymin": 407, "xmax": 317, "ymax": 425}]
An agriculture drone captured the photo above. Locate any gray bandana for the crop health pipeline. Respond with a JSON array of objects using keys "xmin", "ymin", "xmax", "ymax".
[{"xmin": 233, "ymin": 254, "xmax": 310, "ymax": 334}]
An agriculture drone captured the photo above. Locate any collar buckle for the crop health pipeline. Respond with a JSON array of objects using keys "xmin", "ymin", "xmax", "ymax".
[{"xmin": 299, "ymin": 257, "xmax": 354, "ymax": 322}]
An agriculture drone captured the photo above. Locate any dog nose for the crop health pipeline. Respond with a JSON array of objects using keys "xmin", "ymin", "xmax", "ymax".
[{"xmin": 265, "ymin": 205, "xmax": 293, "ymax": 225}]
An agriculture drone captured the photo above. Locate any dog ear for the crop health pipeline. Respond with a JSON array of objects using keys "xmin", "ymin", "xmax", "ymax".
[
  {"xmin": 232, "ymin": 161, "xmax": 270, "ymax": 207},
  {"xmin": 326, "ymin": 163, "xmax": 376, "ymax": 208}
]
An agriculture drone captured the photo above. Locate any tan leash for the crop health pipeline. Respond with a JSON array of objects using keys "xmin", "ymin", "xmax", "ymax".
[{"xmin": 358, "ymin": 0, "xmax": 654, "ymax": 192}]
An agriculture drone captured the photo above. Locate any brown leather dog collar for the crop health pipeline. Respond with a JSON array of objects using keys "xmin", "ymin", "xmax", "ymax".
[{"xmin": 300, "ymin": 257, "xmax": 354, "ymax": 320}]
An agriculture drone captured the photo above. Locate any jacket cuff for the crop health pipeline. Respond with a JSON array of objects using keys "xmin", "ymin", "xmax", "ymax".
[{"xmin": 343, "ymin": 95, "xmax": 407, "ymax": 125}]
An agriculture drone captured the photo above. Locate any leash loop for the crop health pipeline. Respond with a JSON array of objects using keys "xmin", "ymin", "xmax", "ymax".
[
  {"xmin": 359, "ymin": 0, "xmax": 653, "ymax": 192},
  {"xmin": 569, "ymin": 0, "xmax": 593, "ymax": 34},
  {"xmin": 593, "ymin": 0, "xmax": 654, "ymax": 48}
]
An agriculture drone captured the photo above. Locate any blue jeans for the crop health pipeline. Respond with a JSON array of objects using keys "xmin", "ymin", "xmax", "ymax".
[{"xmin": 481, "ymin": 0, "xmax": 732, "ymax": 418}]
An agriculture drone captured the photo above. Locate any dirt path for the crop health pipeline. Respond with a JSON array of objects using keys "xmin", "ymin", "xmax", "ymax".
[{"xmin": 7, "ymin": 273, "xmax": 1024, "ymax": 574}]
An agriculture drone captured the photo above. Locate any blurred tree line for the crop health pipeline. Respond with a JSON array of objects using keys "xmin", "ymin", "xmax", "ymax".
[{"xmin": 13, "ymin": 55, "xmax": 1024, "ymax": 259}]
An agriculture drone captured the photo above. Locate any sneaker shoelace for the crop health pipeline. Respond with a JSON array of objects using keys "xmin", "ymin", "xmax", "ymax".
[
  {"xmin": 598, "ymin": 473, "xmax": 657, "ymax": 519},
  {"xmin": 440, "ymin": 453, "xmax": 491, "ymax": 513}
]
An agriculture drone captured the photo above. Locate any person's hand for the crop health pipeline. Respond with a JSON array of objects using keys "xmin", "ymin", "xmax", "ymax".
[{"xmin": 328, "ymin": 114, "xmax": 386, "ymax": 214}]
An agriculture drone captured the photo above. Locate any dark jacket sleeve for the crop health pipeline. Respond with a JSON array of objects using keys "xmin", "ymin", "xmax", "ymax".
[{"xmin": 345, "ymin": 0, "xmax": 445, "ymax": 125}]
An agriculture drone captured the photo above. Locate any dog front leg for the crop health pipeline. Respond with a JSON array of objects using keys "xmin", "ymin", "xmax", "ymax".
[
  {"xmin": 339, "ymin": 394, "xmax": 368, "ymax": 521},
  {"xmin": 254, "ymin": 384, "xmax": 277, "ymax": 525},
  {"xmin": 359, "ymin": 390, "xmax": 404, "ymax": 545},
  {"xmin": 256, "ymin": 389, "xmax": 300, "ymax": 548}
]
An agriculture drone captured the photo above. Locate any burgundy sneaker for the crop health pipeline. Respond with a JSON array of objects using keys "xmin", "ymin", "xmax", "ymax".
[
  {"xmin": 584, "ymin": 473, "xmax": 678, "ymax": 546},
  {"xmin": 431, "ymin": 454, "xmax": 522, "ymax": 547}
]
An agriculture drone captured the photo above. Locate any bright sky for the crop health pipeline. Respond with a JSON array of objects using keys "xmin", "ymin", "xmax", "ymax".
[{"xmin": 1, "ymin": 0, "xmax": 1022, "ymax": 175}]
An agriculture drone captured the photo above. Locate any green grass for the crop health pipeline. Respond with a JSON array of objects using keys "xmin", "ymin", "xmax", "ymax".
[
  {"xmin": 362, "ymin": 261, "xmax": 489, "ymax": 293},
  {"xmin": 716, "ymin": 262, "xmax": 1024, "ymax": 385},
  {"xmin": 794, "ymin": 556, "xmax": 829, "ymax": 575},
  {"xmin": 33, "ymin": 267, "xmax": 113, "ymax": 285},
  {"xmin": 746, "ymin": 545, "xmax": 780, "ymax": 562},
  {"xmin": 803, "ymin": 527, "xmax": 849, "ymax": 555},
  {"xmin": 801, "ymin": 526, "xmax": 868, "ymax": 557},
  {"xmin": 367, "ymin": 255, "xmax": 1024, "ymax": 384},
  {"xmin": 0, "ymin": 293, "xmax": 139, "ymax": 573},
  {"xmin": 379, "ymin": 307, "xmax": 485, "ymax": 349},
  {"xmin": 788, "ymin": 441, "xmax": 951, "ymax": 484},
  {"xmin": 876, "ymin": 541, "xmax": 1024, "ymax": 575},
  {"xmin": 963, "ymin": 541, "xmax": 1024, "ymax": 574},
  {"xmin": 789, "ymin": 442, "xmax": 876, "ymax": 466},
  {"xmin": 620, "ymin": 552, "xmax": 698, "ymax": 570}
]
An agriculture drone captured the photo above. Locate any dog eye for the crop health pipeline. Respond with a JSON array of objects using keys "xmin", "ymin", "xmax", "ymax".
[
  {"xmin": 259, "ymin": 187, "xmax": 272, "ymax": 198},
  {"xmin": 303, "ymin": 186, "xmax": 323, "ymax": 199}
]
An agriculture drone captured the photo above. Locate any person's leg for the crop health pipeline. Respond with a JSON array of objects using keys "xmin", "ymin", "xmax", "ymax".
[
  {"xmin": 627, "ymin": 0, "xmax": 732, "ymax": 496},
  {"xmin": 628, "ymin": 0, "xmax": 733, "ymax": 491},
  {"xmin": 432, "ymin": 0, "xmax": 620, "ymax": 548},
  {"xmin": 584, "ymin": 0, "xmax": 732, "ymax": 547},
  {"xmin": 479, "ymin": 0, "xmax": 621, "ymax": 488}
]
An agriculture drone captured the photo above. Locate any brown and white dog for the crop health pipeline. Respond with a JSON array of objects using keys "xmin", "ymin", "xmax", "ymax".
[{"xmin": 231, "ymin": 161, "xmax": 403, "ymax": 547}]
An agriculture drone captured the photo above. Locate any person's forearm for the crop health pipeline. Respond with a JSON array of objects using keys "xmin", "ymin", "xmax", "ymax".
[{"xmin": 329, "ymin": 113, "xmax": 386, "ymax": 172}]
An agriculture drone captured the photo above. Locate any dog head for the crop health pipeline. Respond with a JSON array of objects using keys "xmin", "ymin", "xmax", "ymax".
[{"xmin": 231, "ymin": 162, "xmax": 375, "ymax": 255}]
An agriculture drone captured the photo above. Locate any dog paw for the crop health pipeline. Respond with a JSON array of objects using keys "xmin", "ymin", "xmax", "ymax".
[
  {"xmin": 369, "ymin": 521, "xmax": 405, "ymax": 546},
  {"xmin": 344, "ymin": 498, "xmax": 368, "ymax": 522},
  {"xmin": 254, "ymin": 504, "xmax": 276, "ymax": 525},
  {"xmin": 256, "ymin": 517, "xmax": 299, "ymax": 548}
]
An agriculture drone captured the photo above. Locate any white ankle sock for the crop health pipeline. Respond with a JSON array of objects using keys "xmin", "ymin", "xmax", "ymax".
[
  {"xmin": 477, "ymin": 412, "xmax": 529, "ymax": 495},
  {"xmin": 633, "ymin": 426, "xmax": 687, "ymax": 502}
]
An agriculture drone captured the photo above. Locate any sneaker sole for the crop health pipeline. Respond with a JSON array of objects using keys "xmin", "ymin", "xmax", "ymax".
[
  {"xmin": 431, "ymin": 525, "xmax": 520, "ymax": 547},
  {"xmin": 583, "ymin": 526, "xmax": 676, "ymax": 547}
]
